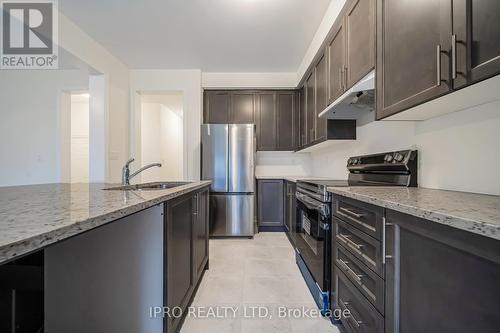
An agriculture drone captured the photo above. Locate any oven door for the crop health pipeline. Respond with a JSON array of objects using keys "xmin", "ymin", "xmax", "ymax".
[{"xmin": 295, "ymin": 192, "xmax": 330, "ymax": 291}]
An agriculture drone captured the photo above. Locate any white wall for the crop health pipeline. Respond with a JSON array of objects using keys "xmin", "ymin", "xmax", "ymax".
[
  {"xmin": 70, "ymin": 95, "xmax": 90, "ymax": 183},
  {"xmin": 59, "ymin": 13, "xmax": 130, "ymax": 183},
  {"xmin": 202, "ymin": 72, "xmax": 297, "ymax": 89},
  {"xmin": 256, "ymin": 151, "xmax": 312, "ymax": 177},
  {"xmin": 310, "ymin": 101, "xmax": 500, "ymax": 195},
  {"xmin": 130, "ymin": 70, "xmax": 202, "ymax": 181},
  {"xmin": 140, "ymin": 102, "xmax": 184, "ymax": 182},
  {"xmin": 0, "ymin": 70, "xmax": 88, "ymax": 186}
]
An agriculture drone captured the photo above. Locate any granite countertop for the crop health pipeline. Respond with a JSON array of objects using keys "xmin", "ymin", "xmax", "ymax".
[
  {"xmin": 0, "ymin": 181, "xmax": 211, "ymax": 265},
  {"xmin": 327, "ymin": 186, "xmax": 500, "ymax": 241},
  {"xmin": 255, "ymin": 175, "xmax": 334, "ymax": 183}
]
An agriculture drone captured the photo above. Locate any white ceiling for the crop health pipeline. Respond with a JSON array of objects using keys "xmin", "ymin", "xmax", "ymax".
[{"xmin": 59, "ymin": 0, "xmax": 332, "ymax": 72}]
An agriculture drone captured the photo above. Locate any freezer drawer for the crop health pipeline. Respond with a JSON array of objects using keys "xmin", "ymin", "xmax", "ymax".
[{"xmin": 210, "ymin": 194, "xmax": 255, "ymax": 237}]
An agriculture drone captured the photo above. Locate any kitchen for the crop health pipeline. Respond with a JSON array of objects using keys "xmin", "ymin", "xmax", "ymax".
[{"xmin": 0, "ymin": 0, "xmax": 500, "ymax": 332}]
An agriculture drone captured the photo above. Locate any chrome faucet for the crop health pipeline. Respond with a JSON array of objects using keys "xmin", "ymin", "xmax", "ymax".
[{"xmin": 121, "ymin": 158, "xmax": 162, "ymax": 185}]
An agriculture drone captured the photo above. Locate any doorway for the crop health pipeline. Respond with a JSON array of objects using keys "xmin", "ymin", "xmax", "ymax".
[
  {"xmin": 70, "ymin": 92, "xmax": 90, "ymax": 183},
  {"xmin": 139, "ymin": 92, "xmax": 184, "ymax": 182}
]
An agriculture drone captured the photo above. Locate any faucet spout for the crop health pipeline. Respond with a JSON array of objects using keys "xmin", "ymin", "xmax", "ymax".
[
  {"xmin": 121, "ymin": 158, "xmax": 162, "ymax": 185},
  {"xmin": 129, "ymin": 163, "xmax": 162, "ymax": 180}
]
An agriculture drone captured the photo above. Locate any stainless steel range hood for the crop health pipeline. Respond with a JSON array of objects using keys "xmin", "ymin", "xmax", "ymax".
[{"xmin": 318, "ymin": 70, "xmax": 374, "ymax": 120}]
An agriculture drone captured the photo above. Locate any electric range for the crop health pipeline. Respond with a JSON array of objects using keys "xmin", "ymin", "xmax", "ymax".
[{"xmin": 293, "ymin": 150, "xmax": 418, "ymax": 314}]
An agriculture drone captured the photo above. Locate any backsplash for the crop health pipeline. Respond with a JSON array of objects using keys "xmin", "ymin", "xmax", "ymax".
[
  {"xmin": 256, "ymin": 151, "xmax": 312, "ymax": 177},
  {"xmin": 311, "ymin": 100, "xmax": 500, "ymax": 196}
]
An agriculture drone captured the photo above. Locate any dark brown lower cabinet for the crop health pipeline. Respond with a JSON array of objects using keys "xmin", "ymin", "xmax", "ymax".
[
  {"xmin": 0, "ymin": 252, "xmax": 44, "ymax": 333},
  {"xmin": 165, "ymin": 187, "xmax": 209, "ymax": 333},
  {"xmin": 284, "ymin": 181, "xmax": 296, "ymax": 244},
  {"xmin": 257, "ymin": 179, "xmax": 284, "ymax": 229},
  {"xmin": 385, "ymin": 210, "xmax": 500, "ymax": 333}
]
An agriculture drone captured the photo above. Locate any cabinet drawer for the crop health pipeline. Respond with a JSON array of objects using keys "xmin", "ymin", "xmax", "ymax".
[
  {"xmin": 335, "ymin": 217, "xmax": 384, "ymax": 278},
  {"xmin": 335, "ymin": 269, "xmax": 384, "ymax": 333},
  {"xmin": 333, "ymin": 195, "xmax": 384, "ymax": 241},
  {"xmin": 334, "ymin": 242, "xmax": 384, "ymax": 314}
]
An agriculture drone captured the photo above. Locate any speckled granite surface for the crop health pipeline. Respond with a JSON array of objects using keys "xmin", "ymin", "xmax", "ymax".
[
  {"xmin": 327, "ymin": 186, "xmax": 500, "ymax": 241},
  {"xmin": 0, "ymin": 181, "xmax": 211, "ymax": 265},
  {"xmin": 255, "ymin": 175, "xmax": 334, "ymax": 183}
]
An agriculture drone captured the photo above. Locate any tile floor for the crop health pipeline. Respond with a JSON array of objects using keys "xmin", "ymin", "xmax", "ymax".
[{"xmin": 180, "ymin": 232, "xmax": 341, "ymax": 333}]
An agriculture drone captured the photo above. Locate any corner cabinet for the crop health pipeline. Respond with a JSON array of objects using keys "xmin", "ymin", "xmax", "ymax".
[
  {"xmin": 385, "ymin": 210, "xmax": 500, "ymax": 333},
  {"xmin": 165, "ymin": 187, "xmax": 209, "ymax": 333}
]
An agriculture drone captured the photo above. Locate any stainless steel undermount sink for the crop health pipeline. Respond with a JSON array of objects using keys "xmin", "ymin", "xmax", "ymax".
[{"xmin": 104, "ymin": 181, "xmax": 192, "ymax": 191}]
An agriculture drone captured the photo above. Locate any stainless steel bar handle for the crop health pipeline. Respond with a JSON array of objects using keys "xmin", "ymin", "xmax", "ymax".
[
  {"xmin": 339, "ymin": 67, "xmax": 343, "ymax": 90},
  {"xmin": 340, "ymin": 300, "xmax": 363, "ymax": 328},
  {"xmin": 339, "ymin": 207, "xmax": 365, "ymax": 219},
  {"xmin": 344, "ymin": 66, "xmax": 348, "ymax": 90},
  {"xmin": 338, "ymin": 259, "xmax": 363, "ymax": 284},
  {"xmin": 437, "ymin": 44, "xmax": 442, "ymax": 86},
  {"xmin": 338, "ymin": 234, "xmax": 364, "ymax": 252},
  {"xmin": 451, "ymin": 34, "xmax": 457, "ymax": 80}
]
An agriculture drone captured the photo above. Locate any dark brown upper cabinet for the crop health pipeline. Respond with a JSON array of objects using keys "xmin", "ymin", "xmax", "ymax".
[
  {"xmin": 300, "ymin": 86, "xmax": 307, "ymax": 149},
  {"xmin": 256, "ymin": 92, "xmax": 277, "ymax": 151},
  {"xmin": 305, "ymin": 71, "xmax": 316, "ymax": 145},
  {"xmin": 277, "ymin": 91, "xmax": 297, "ymax": 151},
  {"xmin": 376, "ymin": 0, "xmax": 452, "ymax": 120},
  {"xmin": 315, "ymin": 53, "xmax": 328, "ymax": 142},
  {"xmin": 230, "ymin": 92, "xmax": 255, "ymax": 123},
  {"xmin": 453, "ymin": 0, "xmax": 500, "ymax": 89},
  {"xmin": 345, "ymin": 0, "xmax": 375, "ymax": 88},
  {"xmin": 203, "ymin": 90, "xmax": 230, "ymax": 123},
  {"xmin": 328, "ymin": 20, "xmax": 346, "ymax": 104}
]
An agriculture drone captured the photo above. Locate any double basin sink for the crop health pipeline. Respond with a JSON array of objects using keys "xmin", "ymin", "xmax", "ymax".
[{"xmin": 104, "ymin": 181, "xmax": 192, "ymax": 191}]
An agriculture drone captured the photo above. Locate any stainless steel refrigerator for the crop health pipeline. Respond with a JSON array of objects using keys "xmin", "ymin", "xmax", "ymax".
[{"xmin": 201, "ymin": 124, "xmax": 255, "ymax": 237}]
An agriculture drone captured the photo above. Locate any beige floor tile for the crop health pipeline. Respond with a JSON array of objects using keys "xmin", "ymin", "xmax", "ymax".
[
  {"xmin": 194, "ymin": 275, "xmax": 244, "ymax": 305},
  {"xmin": 244, "ymin": 258, "xmax": 299, "ymax": 277},
  {"xmin": 182, "ymin": 232, "xmax": 338, "ymax": 333}
]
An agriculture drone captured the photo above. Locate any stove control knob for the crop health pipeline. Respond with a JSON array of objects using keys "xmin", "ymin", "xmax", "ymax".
[
  {"xmin": 384, "ymin": 154, "xmax": 393, "ymax": 163},
  {"xmin": 394, "ymin": 153, "xmax": 405, "ymax": 162}
]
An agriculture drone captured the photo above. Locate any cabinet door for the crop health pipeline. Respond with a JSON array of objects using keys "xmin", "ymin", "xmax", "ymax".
[
  {"xmin": 203, "ymin": 91, "xmax": 230, "ymax": 123},
  {"xmin": 300, "ymin": 86, "xmax": 307, "ymax": 149},
  {"xmin": 376, "ymin": 0, "xmax": 452, "ymax": 120},
  {"xmin": 328, "ymin": 20, "xmax": 346, "ymax": 103},
  {"xmin": 315, "ymin": 54, "xmax": 328, "ymax": 142},
  {"xmin": 284, "ymin": 182, "xmax": 297, "ymax": 243},
  {"xmin": 277, "ymin": 91, "xmax": 296, "ymax": 151},
  {"xmin": 257, "ymin": 180, "xmax": 284, "ymax": 228},
  {"xmin": 230, "ymin": 92, "xmax": 255, "ymax": 123},
  {"xmin": 256, "ymin": 92, "xmax": 277, "ymax": 151},
  {"xmin": 166, "ymin": 194, "xmax": 195, "ymax": 333},
  {"xmin": 385, "ymin": 210, "xmax": 500, "ymax": 333},
  {"xmin": 305, "ymin": 72, "xmax": 316, "ymax": 144},
  {"xmin": 193, "ymin": 189, "xmax": 209, "ymax": 282},
  {"xmin": 345, "ymin": 0, "xmax": 375, "ymax": 88},
  {"xmin": 453, "ymin": 0, "xmax": 500, "ymax": 89}
]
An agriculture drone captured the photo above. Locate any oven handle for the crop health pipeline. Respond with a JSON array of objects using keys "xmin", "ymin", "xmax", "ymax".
[{"xmin": 296, "ymin": 192, "xmax": 325, "ymax": 211}]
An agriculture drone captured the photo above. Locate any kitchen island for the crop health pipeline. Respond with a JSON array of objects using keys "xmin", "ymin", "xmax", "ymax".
[{"xmin": 0, "ymin": 181, "xmax": 211, "ymax": 333}]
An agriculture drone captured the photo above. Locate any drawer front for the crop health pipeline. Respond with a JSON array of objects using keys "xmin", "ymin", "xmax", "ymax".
[
  {"xmin": 333, "ymin": 195, "xmax": 384, "ymax": 241},
  {"xmin": 335, "ymin": 217, "xmax": 384, "ymax": 278},
  {"xmin": 335, "ymin": 269, "xmax": 384, "ymax": 333},
  {"xmin": 334, "ymin": 242, "xmax": 385, "ymax": 314}
]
